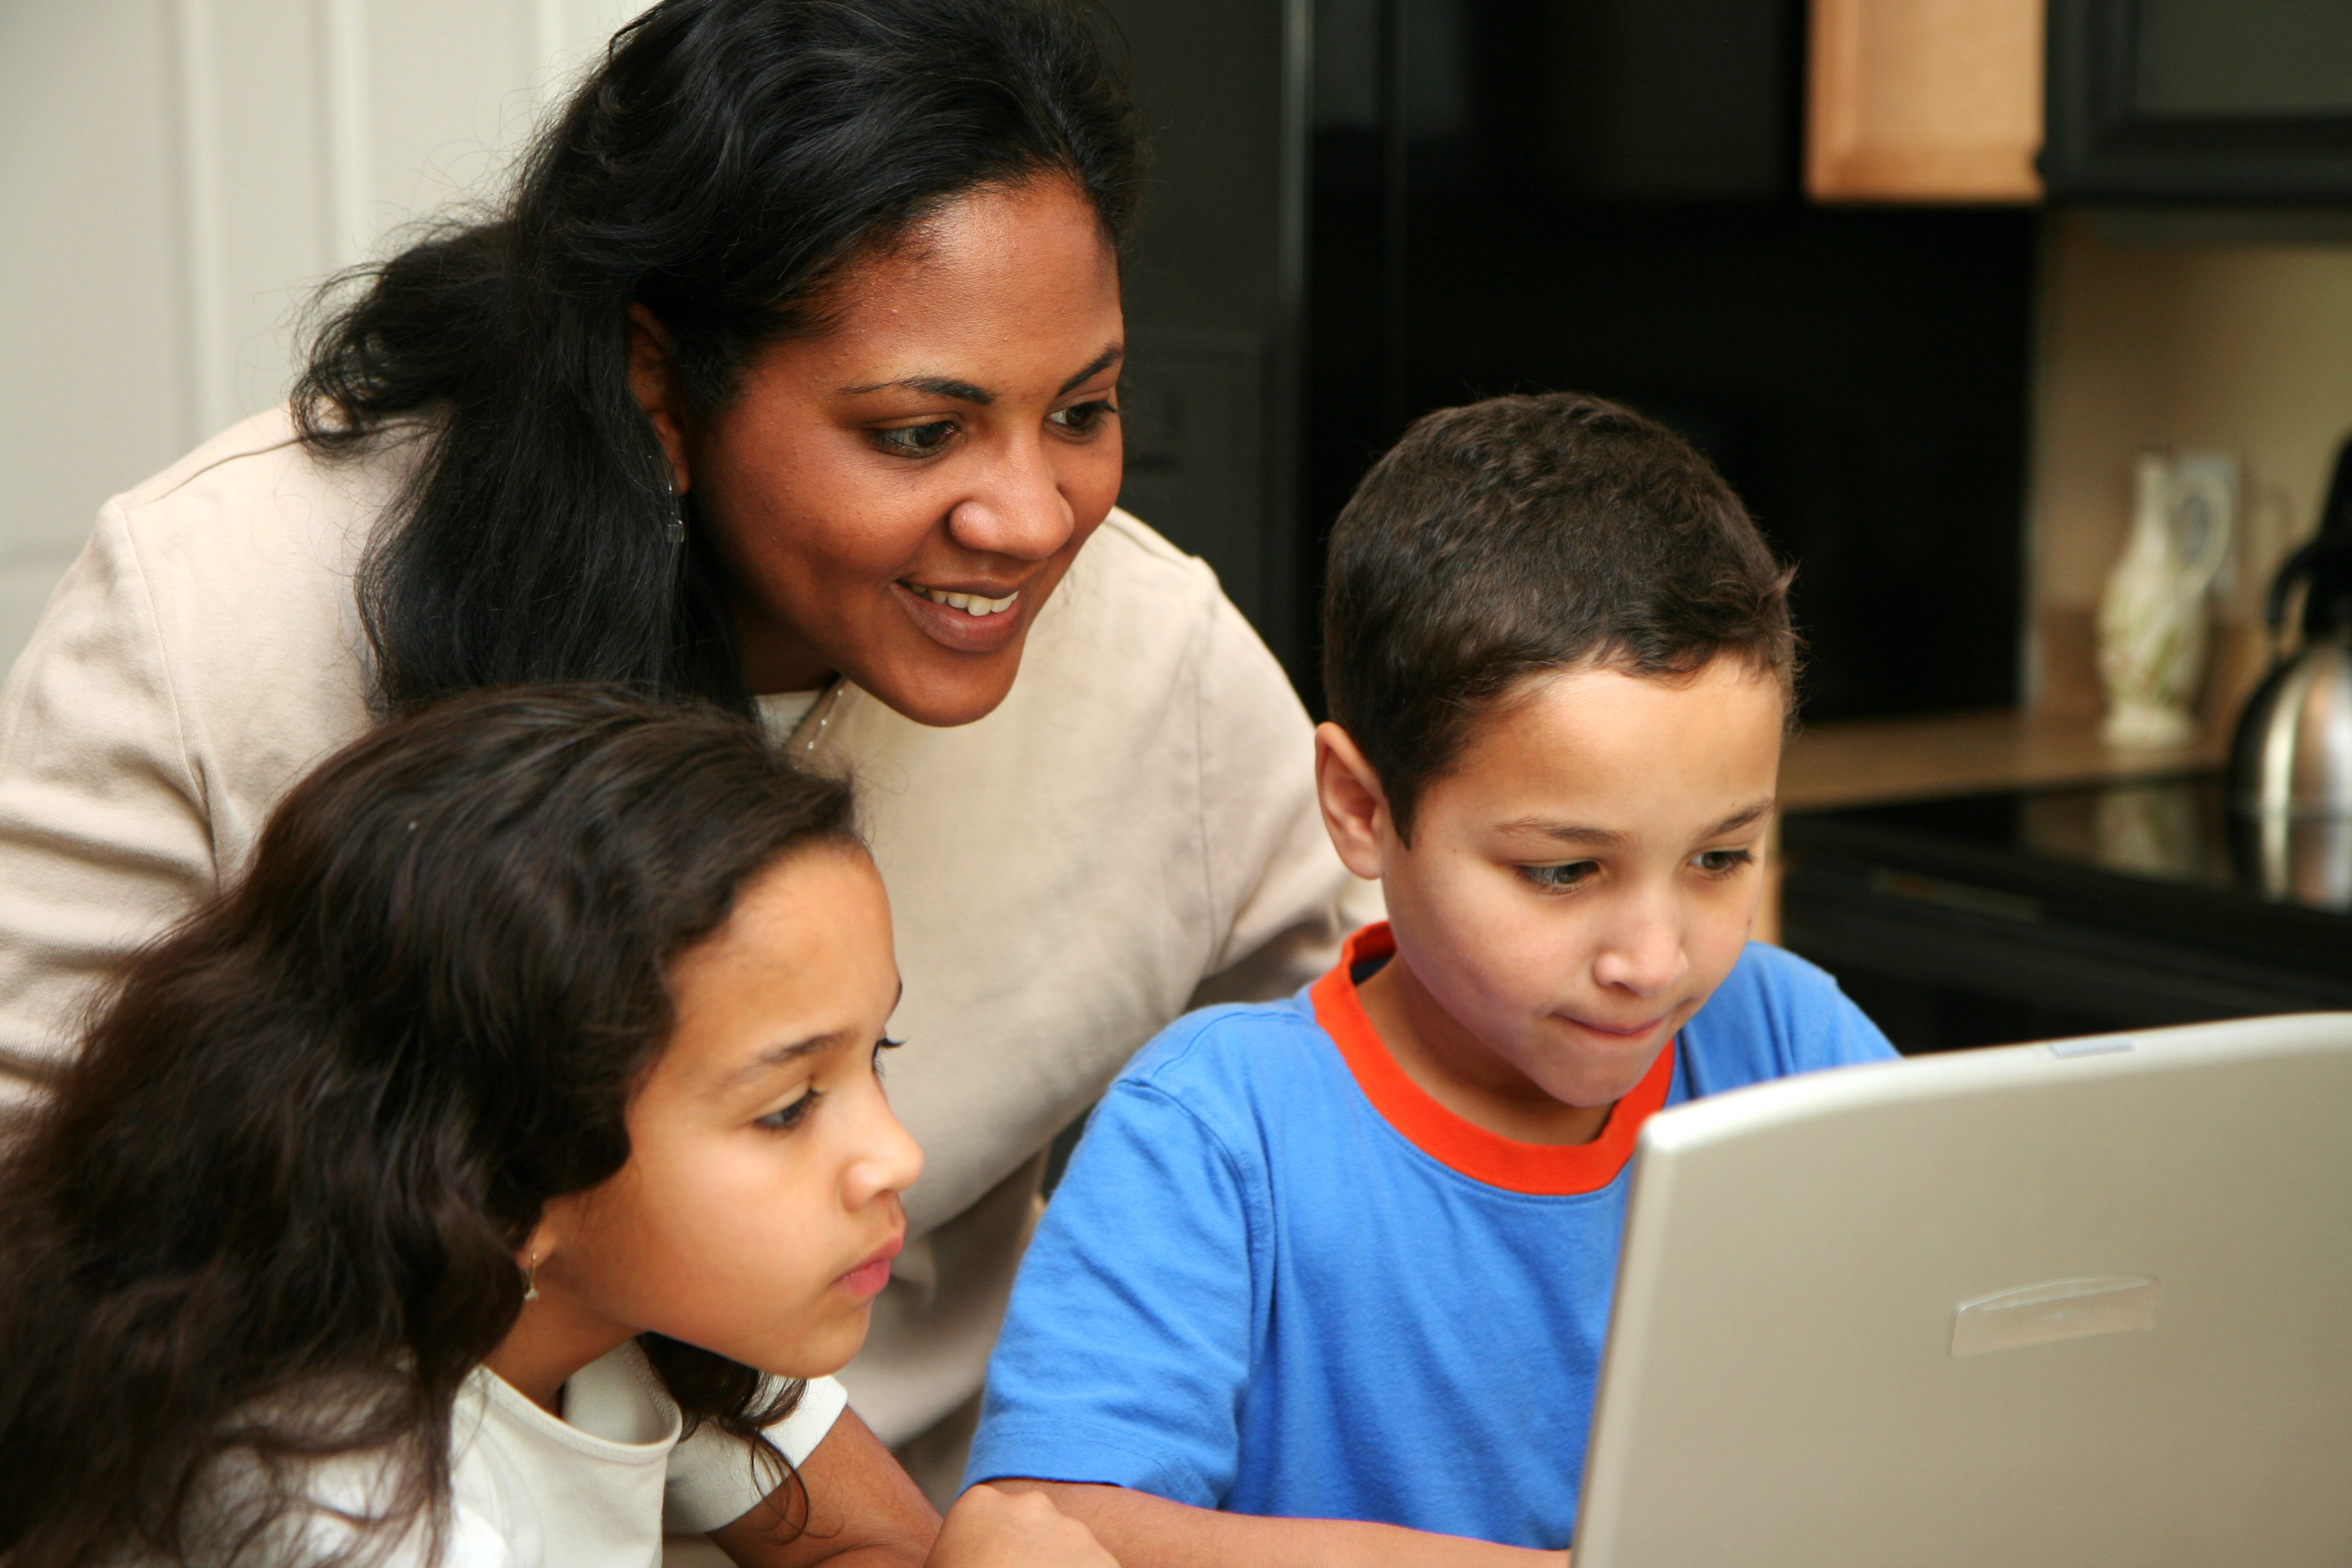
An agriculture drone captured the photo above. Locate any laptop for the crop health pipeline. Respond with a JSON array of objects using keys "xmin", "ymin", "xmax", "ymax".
[{"xmin": 1572, "ymin": 1013, "xmax": 2352, "ymax": 1568}]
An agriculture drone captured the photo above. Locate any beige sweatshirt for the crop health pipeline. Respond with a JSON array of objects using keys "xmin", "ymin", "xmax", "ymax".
[{"xmin": 0, "ymin": 408, "xmax": 1379, "ymax": 1448}]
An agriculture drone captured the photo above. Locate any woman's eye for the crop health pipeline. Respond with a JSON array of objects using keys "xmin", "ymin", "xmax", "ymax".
[
  {"xmin": 872, "ymin": 421, "xmax": 957, "ymax": 457},
  {"xmin": 1048, "ymin": 399, "xmax": 1116, "ymax": 437},
  {"xmin": 1694, "ymin": 848, "xmax": 1756, "ymax": 878},
  {"xmin": 756, "ymin": 1090, "xmax": 821, "ymax": 1133},
  {"xmin": 872, "ymin": 1035, "xmax": 904, "ymax": 1076},
  {"xmin": 1518, "ymin": 861, "xmax": 1597, "ymax": 892}
]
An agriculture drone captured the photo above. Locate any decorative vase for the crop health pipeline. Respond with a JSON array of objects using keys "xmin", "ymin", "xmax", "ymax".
[{"xmin": 2098, "ymin": 451, "xmax": 2220, "ymax": 750}]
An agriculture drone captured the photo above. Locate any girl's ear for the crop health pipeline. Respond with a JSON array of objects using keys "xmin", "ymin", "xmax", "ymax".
[
  {"xmin": 1314, "ymin": 722, "xmax": 1392, "ymax": 882},
  {"xmin": 514, "ymin": 1205, "xmax": 574, "ymax": 1303},
  {"xmin": 625, "ymin": 303, "xmax": 693, "ymax": 494}
]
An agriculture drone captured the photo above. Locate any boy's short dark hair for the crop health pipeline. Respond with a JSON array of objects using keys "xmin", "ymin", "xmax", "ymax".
[{"xmin": 1322, "ymin": 391, "xmax": 1795, "ymax": 840}]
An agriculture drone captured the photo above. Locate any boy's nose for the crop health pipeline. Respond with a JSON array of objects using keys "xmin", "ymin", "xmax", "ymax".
[{"xmin": 1592, "ymin": 904, "xmax": 1690, "ymax": 999}]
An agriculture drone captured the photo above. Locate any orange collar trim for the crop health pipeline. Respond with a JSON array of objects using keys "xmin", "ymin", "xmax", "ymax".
[{"xmin": 1309, "ymin": 922, "xmax": 1677, "ymax": 1196}]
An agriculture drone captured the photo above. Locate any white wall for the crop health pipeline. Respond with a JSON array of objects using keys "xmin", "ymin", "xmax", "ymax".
[
  {"xmin": 0, "ymin": 0, "xmax": 645, "ymax": 672},
  {"xmin": 2025, "ymin": 212, "xmax": 2352, "ymax": 715}
]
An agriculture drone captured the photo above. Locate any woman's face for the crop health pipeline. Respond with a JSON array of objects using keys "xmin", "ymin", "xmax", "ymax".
[
  {"xmin": 641, "ymin": 176, "xmax": 1126, "ymax": 724},
  {"xmin": 532, "ymin": 843, "xmax": 923, "ymax": 1380}
]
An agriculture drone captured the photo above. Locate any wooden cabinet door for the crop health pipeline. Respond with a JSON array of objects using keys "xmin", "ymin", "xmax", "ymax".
[{"xmin": 1808, "ymin": 0, "xmax": 2044, "ymax": 202}]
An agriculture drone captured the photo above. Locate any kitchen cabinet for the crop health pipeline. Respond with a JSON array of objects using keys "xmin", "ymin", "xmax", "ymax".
[{"xmin": 1806, "ymin": 0, "xmax": 2044, "ymax": 202}]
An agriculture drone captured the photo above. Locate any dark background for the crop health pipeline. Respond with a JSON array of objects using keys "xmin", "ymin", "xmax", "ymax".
[{"xmin": 1105, "ymin": 0, "xmax": 2037, "ymax": 724}]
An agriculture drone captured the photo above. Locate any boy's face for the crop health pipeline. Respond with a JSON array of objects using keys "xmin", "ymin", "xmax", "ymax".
[{"xmin": 1317, "ymin": 657, "xmax": 1783, "ymax": 1130}]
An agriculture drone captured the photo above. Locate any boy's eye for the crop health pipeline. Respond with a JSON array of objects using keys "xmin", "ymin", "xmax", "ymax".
[
  {"xmin": 873, "ymin": 421, "xmax": 957, "ymax": 457},
  {"xmin": 1518, "ymin": 861, "xmax": 1598, "ymax": 892},
  {"xmin": 1694, "ymin": 848, "xmax": 1756, "ymax": 878},
  {"xmin": 756, "ymin": 1089, "xmax": 820, "ymax": 1134},
  {"xmin": 1048, "ymin": 399, "xmax": 1116, "ymax": 436}
]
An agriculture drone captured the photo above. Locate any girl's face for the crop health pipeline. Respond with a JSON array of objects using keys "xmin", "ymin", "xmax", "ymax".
[
  {"xmin": 636, "ymin": 176, "xmax": 1126, "ymax": 724},
  {"xmin": 533, "ymin": 843, "xmax": 921, "ymax": 1380}
]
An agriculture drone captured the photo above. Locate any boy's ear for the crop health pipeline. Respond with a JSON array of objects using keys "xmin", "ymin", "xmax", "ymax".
[
  {"xmin": 1314, "ymin": 722, "xmax": 1392, "ymax": 881},
  {"xmin": 625, "ymin": 303, "xmax": 693, "ymax": 494}
]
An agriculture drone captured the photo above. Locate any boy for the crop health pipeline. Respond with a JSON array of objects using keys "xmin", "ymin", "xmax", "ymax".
[{"xmin": 963, "ymin": 393, "xmax": 1897, "ymax": 1563}]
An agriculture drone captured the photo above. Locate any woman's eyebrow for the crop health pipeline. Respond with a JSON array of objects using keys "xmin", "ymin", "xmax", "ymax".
[
  {"xmin": 839, "ymin": 374, "xmax": 994, "ymax": 404},
  {"xmin": 1057, "ymin": 342, "xmax": 1122, "ymax": 395}
]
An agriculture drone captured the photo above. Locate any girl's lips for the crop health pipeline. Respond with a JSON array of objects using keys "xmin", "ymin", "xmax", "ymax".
[
  {"xmin": 837, "ymin": 1233, "xmax": 904, "ymax": 1301},
  {"xmin": 891, "ymin": 578, "xmax": 1031, "ymax": 655}
]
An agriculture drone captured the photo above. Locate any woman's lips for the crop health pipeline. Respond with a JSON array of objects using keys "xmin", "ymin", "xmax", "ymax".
[
  {"xmin": 837, "ymin": 1232, "xmax": 904, "ymax": 1301},
  {"xmin": 892, "ymin": 578, "xmax": 1030, "ymax": 655}
]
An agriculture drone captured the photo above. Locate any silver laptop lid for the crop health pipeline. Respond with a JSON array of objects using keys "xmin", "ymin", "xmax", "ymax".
[{"xmin": 1573, "ymin": 1013, "xmax": 2352, "ymax": 1568}]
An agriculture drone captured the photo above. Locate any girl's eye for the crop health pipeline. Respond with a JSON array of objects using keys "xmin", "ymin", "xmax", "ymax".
[
  {"xmin": 873, "ymin": 421, "xmax": 957, "ymax": 457},
  {"xmin": 756, "ymin": 1090, "xmax": 820, "ymax": 1134},
  {"xmin": 1694, "ymin": 848, "xmax": 1756, "ymax": 878},
  {"xmin": 872, "ymin": 1035, "xmax": 904, "ymax": 1076},
  {"xmin": 1518, "ymin": 861, "xmax": 1598, "ymax": 892},
  {"xmin": 1048, "ymin": 399, "xmax": 1116, "ymax": 437}
]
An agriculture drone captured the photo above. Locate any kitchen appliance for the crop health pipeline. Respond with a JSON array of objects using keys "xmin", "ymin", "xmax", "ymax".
[
  {"xmin": 2229, "ymin": 436, "xmax": 2352, "ymax": 909},
  {"xmin": 1780, "ymin": 772, "xmax": 2352, "ymax": 1056}
]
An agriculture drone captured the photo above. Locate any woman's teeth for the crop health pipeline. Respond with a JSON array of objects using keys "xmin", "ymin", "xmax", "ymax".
[{"xmin": 912, "ymin": 585, "xmax": 1020, "ymax": 617}]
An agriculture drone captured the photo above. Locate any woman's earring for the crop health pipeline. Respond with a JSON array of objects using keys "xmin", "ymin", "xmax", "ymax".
[
  {"xmin": 522, "ymin": 1251, "xmax": 541, "ymax": 1303},
  {"xmin": 666, "ymin": 486, "xmax": 687, "ymax": 546}
]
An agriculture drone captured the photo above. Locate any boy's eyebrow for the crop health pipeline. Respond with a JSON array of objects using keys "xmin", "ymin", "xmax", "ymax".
[
  {"xmin": 1497, "ymin": 819, "xmax": 1631, "ymax": 849},
  {"xmin": 1707, "ymin": 799, "xmax": 1777, "ymax": 836},
  {"xmin": 1496, "ymin": 798, "xmax": 1776, "ymax": 849}
]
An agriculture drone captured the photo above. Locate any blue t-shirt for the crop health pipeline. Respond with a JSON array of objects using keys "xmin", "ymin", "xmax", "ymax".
[{"xmin": 966, "ymin": 926, "xmax": 1897, "ymax": 1550}]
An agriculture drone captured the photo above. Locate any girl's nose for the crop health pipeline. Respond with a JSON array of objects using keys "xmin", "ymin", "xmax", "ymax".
[{"xmin": 843, "ymin": 1094, "xmax": 925, "ymax": 1209}]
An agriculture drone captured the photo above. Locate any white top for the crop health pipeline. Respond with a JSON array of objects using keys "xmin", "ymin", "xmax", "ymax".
[
  {"xmin": 289, "ymin": 1346, "xmax": 847, "ymax": 1565},
  {"xmin": 0, "ymin": 408, "xmax": 1379, "ymax": 1443}
]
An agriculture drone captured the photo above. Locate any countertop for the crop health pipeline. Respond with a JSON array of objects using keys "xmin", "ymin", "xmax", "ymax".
[{"xmin": 1778, "ymin": 706, "xmax": 2226, "ymax": 813}]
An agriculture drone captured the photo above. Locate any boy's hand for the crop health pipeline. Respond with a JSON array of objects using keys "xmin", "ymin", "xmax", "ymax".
[{"xmin": 927, "ymin": 1483, "xmax": 1119, "ymax": 1568}]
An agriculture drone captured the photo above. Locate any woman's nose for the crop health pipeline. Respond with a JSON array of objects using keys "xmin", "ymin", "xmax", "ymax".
[{"xmin": 945, "ymin": 436, "xmax": 1077, "ymax": 561}]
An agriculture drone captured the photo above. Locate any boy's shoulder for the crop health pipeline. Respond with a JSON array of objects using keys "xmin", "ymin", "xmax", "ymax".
[
  {"xmin": 1681, "ymin": 941, "xmax": 1897, "ymax": 1092},
  {"xmin": 1109, "ymin": 990, "xmax": 1339, "ymax": 1117}
]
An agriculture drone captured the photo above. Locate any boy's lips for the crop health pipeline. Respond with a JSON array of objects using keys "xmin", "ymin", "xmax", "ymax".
[
  {"xmin": 1561, "ymin": 1011, "xmax": 1671, "ymax": 1040},
  {"xmin": 837, "ymin": 1232, "xmax": 904, "ymax": 1300}
]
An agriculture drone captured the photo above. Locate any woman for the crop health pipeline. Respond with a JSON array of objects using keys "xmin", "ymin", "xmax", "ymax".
[{"xmin": 0, "ymin": 0, "xmax": 1373, "ymax": 1500}]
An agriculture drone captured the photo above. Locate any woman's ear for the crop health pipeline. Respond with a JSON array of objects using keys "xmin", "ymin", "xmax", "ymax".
[
  {"xmin": 1314, "ymin": 722, "xmax": 1392, "ymax": 882},
  {"xmin": 625, "ymin": 303, "xmax": 692, "ymax": 494}
]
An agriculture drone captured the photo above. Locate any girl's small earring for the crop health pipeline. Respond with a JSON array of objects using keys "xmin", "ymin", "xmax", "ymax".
[
  {"xmin": 666, "ymin": 487, "xmax": 687, "ymax": 546},
  {"xmin": 521, "ymin": 1252, "xmax": 541, "ymax": 1303}
]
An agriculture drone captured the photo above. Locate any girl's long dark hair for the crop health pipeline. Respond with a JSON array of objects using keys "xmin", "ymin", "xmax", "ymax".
[
  {"xmin": 0, "ymin": 687, "xmax": 859, "ymax": 1567},
  {"xmin": 293, "ymin": 0, "xmax": 1143, "ymax": 718}
]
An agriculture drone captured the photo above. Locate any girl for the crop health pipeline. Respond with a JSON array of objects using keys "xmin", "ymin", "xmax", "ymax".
[{"xmin": 0, "ymin": 687, "xmax": 1112, "ymax": 1568}]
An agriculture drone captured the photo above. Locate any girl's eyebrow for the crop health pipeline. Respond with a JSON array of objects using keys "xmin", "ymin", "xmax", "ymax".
[
  {"xmin": 722, "ymin": 1031, "xmax": 843, "ymax": 1090},
  {"xmin": 719, "ymin": 981, "xmax": 902, "ymax": 1091}
]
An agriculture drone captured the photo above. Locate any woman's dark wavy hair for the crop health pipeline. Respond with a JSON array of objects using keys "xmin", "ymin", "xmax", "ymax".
[
  {"xmin": 294, "ymin": 0, "xmax": 1144, "ymax": 718},
  {"xmin": 0, "ymin": 687, "xmax": 859, "ymax": 1567}
]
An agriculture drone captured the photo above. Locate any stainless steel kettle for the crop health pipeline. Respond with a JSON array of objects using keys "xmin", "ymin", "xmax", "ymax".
[{"xmin": 2230, "ymin": 435, "xmax": 2352, "ymax": 906}]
